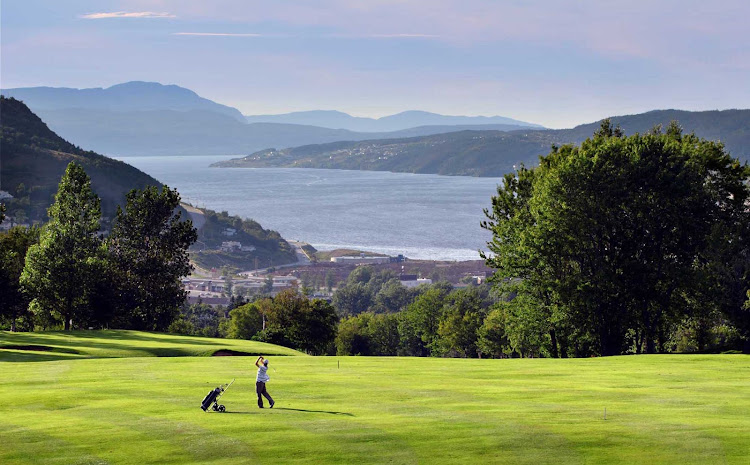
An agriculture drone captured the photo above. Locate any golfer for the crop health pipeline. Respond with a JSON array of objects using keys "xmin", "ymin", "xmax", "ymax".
[{"xmin": 255, "ymin": 356, "xmax": 275, "ymax": 408}]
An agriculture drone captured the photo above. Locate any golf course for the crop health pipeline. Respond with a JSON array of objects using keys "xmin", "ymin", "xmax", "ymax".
[{"xmin": 0, "ymin": 331, "xmax": 748, "ymax": 464}]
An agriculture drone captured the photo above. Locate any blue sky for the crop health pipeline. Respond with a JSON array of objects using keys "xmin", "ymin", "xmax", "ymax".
[{"xmin": 1, "ymin": 0, "xmax": 748, "ymax": 128}]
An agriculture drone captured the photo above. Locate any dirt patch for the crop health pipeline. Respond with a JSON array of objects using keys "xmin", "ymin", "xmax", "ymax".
[{"xmin": 212, "ymin": 350, "xmax": 255, "ymax": 356}]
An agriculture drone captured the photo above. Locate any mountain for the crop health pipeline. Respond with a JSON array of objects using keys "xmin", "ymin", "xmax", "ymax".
[
  {"xmin": 0, "ymin": 104, "xmax": 541, "ymax": 157},
  {"xmin": 244, "ymin": 109, "xmax": 543, "ymax": 132},
  {"xmin": 213, "ymin": 109, "xmax": 750, "ymax": 177},
  {"xmin": 1, "ymin": 81, "xmax": 246, "ymax": 121},
  {"xmin": 0, "ymin": 82, "xmax": 542, "ymax": 156},
  {"xmin": 0, "ymin": 96, "xmax": 161, "ymax": 221}
]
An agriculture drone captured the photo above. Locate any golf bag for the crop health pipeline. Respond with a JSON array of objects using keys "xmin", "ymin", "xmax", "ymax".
[{"xmin": 200, "ymin": 379, "xmax": 234, "ymax": 412}]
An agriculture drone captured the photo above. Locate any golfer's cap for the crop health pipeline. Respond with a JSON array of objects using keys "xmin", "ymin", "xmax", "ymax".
[{"xmin": 263, "ymin": 359, "xmax": 269, "ymax": 366}]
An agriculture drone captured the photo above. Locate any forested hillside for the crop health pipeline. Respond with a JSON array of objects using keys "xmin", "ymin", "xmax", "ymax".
[
  {"xmin": 214, "ymin": 109, "xmax": 750, "ymax": 176},
  {"xmin": 0, "ymin": 96, "xmax": 161, "ymax": 221}
]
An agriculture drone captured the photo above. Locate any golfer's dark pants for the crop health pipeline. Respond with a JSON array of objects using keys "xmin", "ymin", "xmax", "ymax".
[{"xmin": 256, "ymin": 381, "xmax": 273, "ymax": 407}]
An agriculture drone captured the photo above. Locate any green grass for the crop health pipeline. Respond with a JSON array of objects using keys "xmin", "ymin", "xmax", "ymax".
[{"xmin": 0, "ymin": 332, "xmax": 748, "ymax": 464}]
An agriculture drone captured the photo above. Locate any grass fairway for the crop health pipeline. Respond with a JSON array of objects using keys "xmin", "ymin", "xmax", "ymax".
[{"xmin": 0, "ymin": 332, "xmax": 748, "ymax": 464}]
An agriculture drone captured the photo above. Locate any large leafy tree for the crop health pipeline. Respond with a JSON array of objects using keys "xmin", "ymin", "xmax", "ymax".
[
  {"xmin": 256, "ymin": 289, "xmax": 339, "ymax": 354},
  {"xmin": 106, "ymin": 186, "xmax": 197, "ymax": 330},
  {"xmin": 435, "ymin": 287, "xmax": 487, "ymax": 357},
  {"xmin": 484, "ymin": 121, "xmax": 750, "ymax": 355},
  {"xmin": 397, "ymin": 284, "xmax": 452, "ymax": 356},
  {"xmin": 0, "ymin": 225, "xmax": 40, "ymax": 331},
  {"xmin": 21, "ymin": 162, "xmax": 104, "ymax": 330}
]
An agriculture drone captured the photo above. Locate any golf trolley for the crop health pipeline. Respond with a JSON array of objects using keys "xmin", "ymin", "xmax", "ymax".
[{"xmin": 200, "ymin": 379, "xmax": 234, "ymax": 413}]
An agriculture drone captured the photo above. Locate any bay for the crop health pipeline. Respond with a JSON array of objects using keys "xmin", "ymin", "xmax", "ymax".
[{"xmin": 116, "ymin": 156, "xmax": 501, "ymax": 261}]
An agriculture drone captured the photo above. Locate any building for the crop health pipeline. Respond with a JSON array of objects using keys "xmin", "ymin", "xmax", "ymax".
[
  {"xmin": 400, "ymin": 275, "xmax": 433, "ymax": 288},
  {"xmin": 331, "ymin": 255, "xmax": 391, "ymax": 264},
  {"xmin": 220, "ymin": 241, "xmax": 242, "ymax": 252}
]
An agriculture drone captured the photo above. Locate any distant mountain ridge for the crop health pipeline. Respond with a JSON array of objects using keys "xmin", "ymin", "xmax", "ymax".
[
  {"xmin": 213, "ymin": 109, "xmax": 750, "ymax": 177},
  {"xmin": 0, "ymin": 81, "xmax": 544, "ymax": 156},
  {"xmin": 244, "ymin": 109, "xmax": 543, "ymax": 132},
  {"xmin": 1, "ymin": 81, "xmax": 246, "ymax": 122}
]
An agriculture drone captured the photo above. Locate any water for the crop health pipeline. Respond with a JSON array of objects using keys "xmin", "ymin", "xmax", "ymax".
[{"xmin": 117, "ymin": 156, "xmax": 501, "ymax": 261}]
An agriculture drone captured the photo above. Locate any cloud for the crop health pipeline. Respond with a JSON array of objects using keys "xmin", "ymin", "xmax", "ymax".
[
  {"xmin": 80, "ymin": 11, "xmax": 175, "ymax": 19},
  {"xmin": 363, "ymin": 34, "xmax": 439, "ymax": 39},
  {"xmin": 173, "ymin": 32, "xmax": 263, "ymax": 37},
  {"xmin": 171, "ymin": 32, "xmax": 436, "ymax": 39}
]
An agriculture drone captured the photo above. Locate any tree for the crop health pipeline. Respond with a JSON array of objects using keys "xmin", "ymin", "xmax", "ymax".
[
  {"xmin": 223, "ymin": 267, "xmax": 234, "ymax": 298},
  {"xmin": 477, "ymin": 308, "xmax": 509, "ymax": 358},
  {"xmin": 228, "ymin": 302, "xmax": 264, "ymax": 339},
  {"xmin": 373, "ymin": 278, "xmax": 412, "ymax": 313},
  {"xmin": 368, "ymin": 313, "xmax": 401, "ymax": 355},
  {"xmin": 336, "ymin": 314, "xmax": 373, "ymax": 355},
  {"xmin": 0, "ymin": 225, "xmax": 40, "ymax": 331},
  {"xmin": 325, "ymin": 270, "xmax": 336, "ymax": 292},
  {"xmin": 262, "ymin": 276, "xmax": 274, "ymax": 295},
  {"xmin": 332, "ymin": 282, "xmax": 373, "ymax": 316},
  {"xmin": 106, "ymin": 185, "xmax": 197, "ymax": 330},
  {"xmin": 335, "ymin": 312, "xmax": 400, "ymax": 356},
  {"xmin": 398, "ymin": 285, "xmax": 452, "ymax": 356},
  {"xmin": 484, "ymin": 121, "xmax": 750, "ymax": 356},
  {"xmin": 21, "ymin": 162, "xmax": 104, "ymax": 330},
  {"xmin": 435, "ymin": 288, "xmax": 487, "ymax": 357},
  {"xmin": 256, "ymin": 290, "xmax": 338, "ymax": 354}
]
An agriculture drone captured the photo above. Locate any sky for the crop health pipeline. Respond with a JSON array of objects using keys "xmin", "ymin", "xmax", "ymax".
[{"xmin": 1, "ymin": 0, "xmax": 748, "ymax": 128}]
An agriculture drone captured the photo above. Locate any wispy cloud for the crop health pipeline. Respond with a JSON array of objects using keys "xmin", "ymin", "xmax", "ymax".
[
  {"xmin": 173, "ymin": 32, "xmax": 263, "ymax": 37},
  {"xmin": 80, "ymin": 11, "xmax": 175, "ymax": 19},
  {"xmin": 368, "ymin": 34, "xmax": 439, "ymax": 39},
  {"xmin": 171, "ymin": 32, "xmax": 436, "ymax": 39}
]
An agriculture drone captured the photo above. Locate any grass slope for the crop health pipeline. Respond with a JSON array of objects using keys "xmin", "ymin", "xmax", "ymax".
[
  {"xmin": 0, "ymin": 332, "xmax": 748, "ymax": 464},
  {"xmin": 0, "ymin": 330, "xmax": 302, "ymax": 362}
]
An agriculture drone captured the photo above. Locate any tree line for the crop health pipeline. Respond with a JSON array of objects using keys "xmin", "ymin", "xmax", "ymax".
[
  {"xmin": 0, "ymin": 162, "xmax": 197, "ymax": 331},
  {"xmin": 4, "ymin": 122, "xmax": 748, "ymax": 357}
]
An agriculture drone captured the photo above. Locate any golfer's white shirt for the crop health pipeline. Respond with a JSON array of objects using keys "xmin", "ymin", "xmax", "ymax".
[{"xmin": 257, "ymin": 365, "xmax": 270, "ymax": 383}]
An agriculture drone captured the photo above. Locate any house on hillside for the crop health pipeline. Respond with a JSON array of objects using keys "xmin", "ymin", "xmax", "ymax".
[{"xmin": 220, "ymin": 241, "xmax": 242, "ymax": 252}]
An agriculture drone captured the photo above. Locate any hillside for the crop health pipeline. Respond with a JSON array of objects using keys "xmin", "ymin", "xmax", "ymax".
[
  {"xmin": 0, "ymin": 96, "xmax": 161, "ymax": 221},
  {"xmin": 189, "ymin": 208, "xmax": 297, "ymax": 269},
  {"xmin": 214, "ymin": 109, "xmax": 750, "ymax": 177}
]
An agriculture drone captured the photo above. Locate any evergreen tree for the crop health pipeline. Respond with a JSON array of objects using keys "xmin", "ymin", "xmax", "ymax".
[
  {"xmin": 21, "ymin": 162, "xmax": 103, "ymax": 330},
  {"xmin": 106, "ymin": 185, "xmax": 197, "ymax": 330}
]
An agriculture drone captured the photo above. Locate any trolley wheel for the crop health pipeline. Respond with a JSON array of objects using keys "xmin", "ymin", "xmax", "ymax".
[
  {"xmin": 212, "ymin": 403, "xmax": 219, "ymax": 411},
  {"xmin": 218, "ymin": 405, "xmax": 226, "ymax": 412}
]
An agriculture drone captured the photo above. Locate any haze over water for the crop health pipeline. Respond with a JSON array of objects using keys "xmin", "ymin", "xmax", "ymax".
[{"xmin": 118, "ymin": 156, "xmax": 500, "ymax": 261}]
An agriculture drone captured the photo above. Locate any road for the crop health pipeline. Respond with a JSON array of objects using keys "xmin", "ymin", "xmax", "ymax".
[{"xmin": 239, "ymin": 241, "xmax": 312, "ymax": 277}]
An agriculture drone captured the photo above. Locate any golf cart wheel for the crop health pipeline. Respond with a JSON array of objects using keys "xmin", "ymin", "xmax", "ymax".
[
  {"xmin": 212, "ymin": 404, "xmax": 219, "ymax": 411},
  {"xmin": 218, "ymin": 405, "xmax": 226, "ymax": 412}
]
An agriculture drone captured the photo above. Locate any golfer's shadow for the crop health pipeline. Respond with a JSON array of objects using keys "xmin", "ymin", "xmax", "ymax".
[
  {"xmin": 275, "ymin": 407, "xmax": 354, "ymax": 416},
  {"xmin": 222, "ymin": 408, "xmax": 353, "ymax": 416}
]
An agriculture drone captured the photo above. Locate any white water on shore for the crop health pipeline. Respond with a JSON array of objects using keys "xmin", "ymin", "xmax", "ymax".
[{"xmin": 117, "ymin": 156, "xmax": 501, "ymax": 261}]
